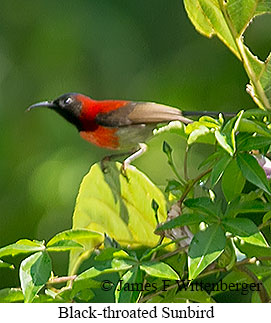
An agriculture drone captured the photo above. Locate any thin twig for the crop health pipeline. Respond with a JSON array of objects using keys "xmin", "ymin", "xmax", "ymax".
[
  {"xmin": 138, "ymin": 236, "xmax": 164, "ymax": 302},
  {"xmin": 169, "ymin": 160, "xmax": 185, "ymax": 185},
  {"xmin": 183, "ymin": 145, "xmax": 189, "ymax": 181},
  {"xmin": 153, "ymin": 245, "xmax": 187, "ymax": 262},
  {"xmin": 237, "ymin": 265, "xmax": 270, "ymax": 303},
  {"xmin": 178, "ymin": 168, "xmax": 212, "ymax": 207},
  {"xmin": 47, "ymin": 275, "xmax": 77, "ymax": 285},
  {"xmin": 258, "ymin": 220, "xmax": 271, "ymax": 230}
]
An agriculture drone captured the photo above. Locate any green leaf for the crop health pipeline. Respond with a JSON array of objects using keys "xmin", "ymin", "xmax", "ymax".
[
  {"xmin": 262, "ymin": 210, "xmax": 271, "ymax": 224},
  {"xmin": 0, "ymin": 288, "xmax": 24, "ymax": 303},
  {"xmin": 217, "ymin": 239, "xmax": 236, "ymax": 270},
  {"xmin": 184, "ymin": 197, "xmax": 221, "ymax": 219},
  {"xmin": 248, "ymin": 264, "xmax": 271, "ymax": 280},
  {"xmin": 210, "ymin": 154, "xmax": 232, "ymax": 187},
  {"xmin": 140, "ymin": 261, "xmax": 179, "ymax": 280},
  {"xmin": 162, "ymin": 141, "xmax": 173, "ymax": 159},
  {"xmin": 47, "ymin": 229, "xmax": 102, "ymax": 247},
  {"xmin": 242, "ymin": 109, "xmax": 271, "ymax": 120},
  {"xmin": 183, "ymin": 0, "xmax": 214, "ymax": 37},
  {"xmin": 231, "ymin": 110, "xmax": 244, "ymax": 152},
  {"xmin": 221, "ymin": 111, "xmax": 244, "ymax": 155},
  {"xmin": 238, "ymin": 136, "xmax": 271, "ymax": 152},
  {"xmin": 234, "ymin": 239, "xmax": 271, "ymax": 258},
  {"xmin": 255, "ymin": 0, "xmax": 271, "ymax": 14},
  {"xmin": 185, "ymin": 119, "xmax": 218, "ymax": 145},
  {"xmin": 153, "ymin": 120, "xmax": 186, "ymax": 138},
  {"xmin": 0, "ymin": 260, "xmax": 14, "ymax": 269},
  {"xmin": 226, "ymin": 0, "xmax": 260, "ymax": 36},
  {"xmin": 251, "ymin": 275, "xmax": 271, "ymax": 303},
  {"xmin": 259, "ymin": 53, "xmax": 271, "ymax": 104},
  {"xmin": 215, "ymin": 130, "xmax": 234, "ymax": 155},
  {"xmin": 46, "ymin": 240, "xmax": 83, "ymax": 252},
  {"xmin": 184, "ymin": 0, "xmax": 270, "ymax": 59},
  {"xmin": 151, "ymin": 199, "xmax": 159, "ymax": 225},
  {"xmin": 222, "ymin": 158, "xmax": 246, "ymax": 201},
  {"xmin": 75, "ymin": 258, "xmax": 135, "ymax": 281},
  {"xmin": 183, "ymin": 0, "xmax": 271, "ymax": 109},
  {"xmin": 238, "ymin": 119, "xmax": 271, "ymax": 137},
  {"xmin": 198, "ymin": 150, "xmax": 224, "ymax": 170},
  {"xmin": 199, "ymin": 115, "xmax": 221, "ymax": 125},
  {"xmin": 224, "ymin": 198, "xmax": 271, "ymax": 218},
  {"xmin": 222, "ymin": 218, "xmax": 267, "ymax": 246},
  {"xmin": 210, "ymin": 270, "xmax": 253, "ymax": 295},
  {"xmin": 0, "ymin": 239, "xmax": 44, "ymax": 258},
  {"xmin": 115, "ymin": 266, "xmax": 142, "ymax": 303},
  {"xmin": 70, "ymin": 162, "xmax": 167, "ymax": 275},
  {"xmin": 140, "ymin": 240, "xmax": 178, "ymax": 262},
  {"xmin": 104, "ymin": 234, "xmax": 121, "ymax": 249},
  {"xmin": 19, "ymin": 252, "xmax": 52, "ymax": 303},
  {"xmin": 238, "ymin": 200, "xmax": 271, "ymax": 213},
  {"xmin": 68, "ymin": 278, "xmax": 101, "ymax": 301},
  {"xmin": 75, "ymin": 289, "xmax": 95, "ymax": 302},
  {"xmin": 184, "ymin": 0, "xmax": 240, "ymax": 58},
  {"xmin": 188, "ymin": 224, "xmax": 226, "ymax": 280},
  {"xmin": 187, "ymin": 125, "xmax": 212, "ymax": 145},
  {"xmin": 155, "ymin": 213, "xmax": 205, "ymax": 232},
  {"xmin": 165, "ymin": 180, "xmax": 184, "ymax": 200},
  {"xmin": 237, "ymin": 153, "xmax": 271, "ymax": 194},
  {"xmin": 94, "ymin": 248, "xmax": 133, "ymax": 261},
  {"xmin": 47, "ymin": 229, "xmax": 102, "ymax": 253}
]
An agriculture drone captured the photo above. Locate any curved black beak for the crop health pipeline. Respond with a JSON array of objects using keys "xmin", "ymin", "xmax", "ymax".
[{"xmin": 26, "ymin": 101, "xmax": 58, "ymax": 112}]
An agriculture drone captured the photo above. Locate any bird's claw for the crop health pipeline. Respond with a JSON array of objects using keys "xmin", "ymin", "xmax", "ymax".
[
  {"xmin": 120, "ymin": 162, "xmax": 129, "ymax": 180},
  {"xmin": 101, "ymin": 156, "xmax": 110, "ymax": 173}
]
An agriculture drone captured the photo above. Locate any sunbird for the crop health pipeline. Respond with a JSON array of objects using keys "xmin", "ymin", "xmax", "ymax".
[{"xmin": 27, "ymin": 93, "xmax": 219, "ymax": 169}]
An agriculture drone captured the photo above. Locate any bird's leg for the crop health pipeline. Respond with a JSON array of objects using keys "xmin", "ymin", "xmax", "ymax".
[
  {"xmin": 122, "ymin": 143, "xmax": 147, "ymax": 172},
  {"xmin": 101, "ymin": 143, "xmax": 147, "ymax": 176},
  {"xmin": 101, "ymin": 151, "xmax": 131, "ymax": 173}
]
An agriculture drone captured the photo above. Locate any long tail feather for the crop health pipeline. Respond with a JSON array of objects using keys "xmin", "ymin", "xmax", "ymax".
[{"xmin": 182, "ymin": 111, "xmax": 235, "ymax": 118}]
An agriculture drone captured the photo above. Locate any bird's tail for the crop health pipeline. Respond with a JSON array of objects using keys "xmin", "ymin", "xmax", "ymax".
[{"xmin": 182, "ymin": 111, "xmax": 235, "ymax": 118}]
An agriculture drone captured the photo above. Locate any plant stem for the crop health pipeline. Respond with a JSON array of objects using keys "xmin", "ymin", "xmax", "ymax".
[
  {"xmin": 236, "ymin": 38, "xmax": 270, "ymax": 110},
  {"xmin": 178, "ymin": 168, "xmax": 212, "ymax": 207},
  {"xmin": 183, "ymin": 145, "xmax": 189, "ymax": 181},
  {"xmin": 47, "ymin": 275, "xmax": 77, "ymax": 285},
  {"xmin": 153, "ymin": 245, "xmax": 187, "ymax": 262},
  {"xmin": 237, "ymin": 265, "xmax": 270, "ymax": 303},
  {"xmin": 169, "ymin": 160, "xmax": 185, "ymax": 185},
  {"xmin": 138, "ymin": 236, "xmax": 164, "ymax": 302},
  {"xmin": 258, "ymin": 219, "xmax": 271, "ymax": 230}
]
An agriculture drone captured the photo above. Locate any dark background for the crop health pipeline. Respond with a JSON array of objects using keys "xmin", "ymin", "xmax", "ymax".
[{"xmin": 0, "ymin": 0, "xmax": 270, "ymax": 289}]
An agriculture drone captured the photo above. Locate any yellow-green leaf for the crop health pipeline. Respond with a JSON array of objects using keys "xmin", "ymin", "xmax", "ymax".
[{"xmin": 69, "ymin": 162, "xmax": 167, "ymax": 274}]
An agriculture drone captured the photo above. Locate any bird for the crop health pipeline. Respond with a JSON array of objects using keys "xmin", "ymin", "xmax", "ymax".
[{"xmin": 27, "ymin": 92, "xmax": 214, "ymax": 170}]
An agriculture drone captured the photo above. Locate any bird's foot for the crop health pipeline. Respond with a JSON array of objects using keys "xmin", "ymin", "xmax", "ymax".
[
  {"xmin": 120, "ymin": 160, "xmax": 129, "ymax": 180},
  {"xmin": 101, "ymin": 156, "xmax": 111, "ymax": 173}
]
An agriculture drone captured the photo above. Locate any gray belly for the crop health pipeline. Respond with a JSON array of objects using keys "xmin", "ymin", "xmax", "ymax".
[{"xmin": 116, "ymin": 124, "xmax": 155, "ymax": 150}]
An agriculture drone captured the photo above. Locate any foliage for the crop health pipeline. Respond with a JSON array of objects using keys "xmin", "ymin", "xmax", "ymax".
[{"xmin": 0, "ymin": 0, "xmax": 271, "ymax": 303}]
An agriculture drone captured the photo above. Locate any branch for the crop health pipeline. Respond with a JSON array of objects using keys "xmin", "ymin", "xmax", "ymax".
[
  {"xmin": 237, "ymin": 265, "xmax": 270, "ymax": 303},
  {"xmin": 47, "ymin": 275, "xmax": 77, "ymax": 285}
]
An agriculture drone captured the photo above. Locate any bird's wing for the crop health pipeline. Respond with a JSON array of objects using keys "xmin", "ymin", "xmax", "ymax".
[{"xmin": 95, "ymin": 102, "xmax": 192, "ymax": 127}]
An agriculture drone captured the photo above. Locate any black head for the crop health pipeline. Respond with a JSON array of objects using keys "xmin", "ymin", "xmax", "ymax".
[{"xmin": 27, "ymin": 93, "xmax": 83, "ymax": 130}]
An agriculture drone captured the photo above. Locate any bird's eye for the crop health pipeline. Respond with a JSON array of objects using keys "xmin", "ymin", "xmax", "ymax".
[{"xmin": 64, "ymin": 97, "xmax": 73, "ymax": 105}]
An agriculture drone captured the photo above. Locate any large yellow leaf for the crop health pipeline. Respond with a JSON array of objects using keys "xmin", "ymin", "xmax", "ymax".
[{"xmin": 69, "ymin": 162, "xmax": 167, "ymax": 274}]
